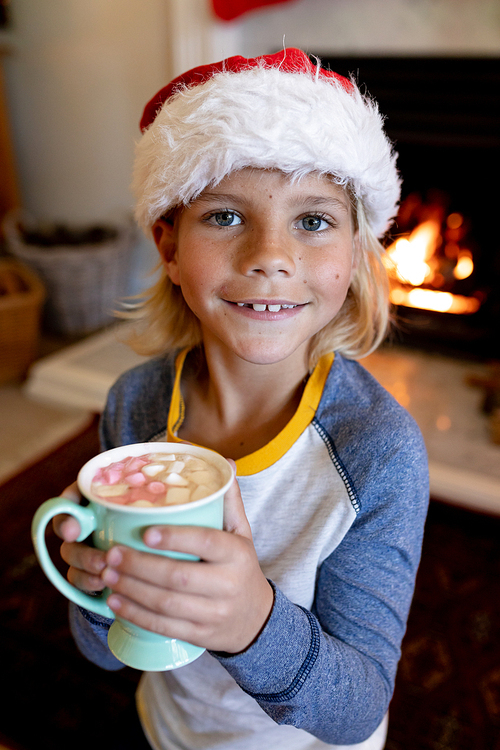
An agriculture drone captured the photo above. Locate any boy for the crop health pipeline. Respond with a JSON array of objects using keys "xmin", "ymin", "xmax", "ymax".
[{"xmin": 57, "ymin": 48, "xmax": 429, "ymax": 750}]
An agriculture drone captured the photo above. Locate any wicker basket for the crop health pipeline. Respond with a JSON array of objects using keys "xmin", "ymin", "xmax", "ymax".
[
  {"xmin": 3, "ymin": 213, "xmax": 135, "ymax": 336},
  {"xmin": 0, "ymin": 259, "xmax": 46, "ymax": 383}
]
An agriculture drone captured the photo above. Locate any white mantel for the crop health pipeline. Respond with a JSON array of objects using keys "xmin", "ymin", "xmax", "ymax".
[{"xmin": 166, "ymin": 0, "xmax": 500, "ymax": 81}]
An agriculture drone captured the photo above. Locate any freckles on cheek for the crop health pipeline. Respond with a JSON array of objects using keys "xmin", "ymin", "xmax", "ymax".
[
  {"xmin": 182, "ymin": 271, "xmax": 210, "ymax": 296},
  {"xmin": 315, "ymin": 267, "xmax": 349, "ymax": 287}
]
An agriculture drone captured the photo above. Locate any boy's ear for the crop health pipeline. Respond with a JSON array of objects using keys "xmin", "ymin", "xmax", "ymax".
[{"xmin": 152, "ymin": 218, "xmax": 180, "ymax": 285}]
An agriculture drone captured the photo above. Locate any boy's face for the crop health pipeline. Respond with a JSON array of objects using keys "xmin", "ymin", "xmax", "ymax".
[{"xmin": 153, "ymin": 168, "xmax": 358, "ymax": 369}]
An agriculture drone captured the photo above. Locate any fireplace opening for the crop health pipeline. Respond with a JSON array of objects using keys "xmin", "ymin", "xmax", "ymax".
[
  {"xmin": 384, "ymin": 191, "xmax": 481, "ymax": 315},
  {"xmin": 315, "ymin": 55, "xmax": 500, "ymax": 359}
]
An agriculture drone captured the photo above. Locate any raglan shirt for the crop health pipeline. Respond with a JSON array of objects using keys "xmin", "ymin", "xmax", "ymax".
[{"xmin": 70, "ymin": 349, "xmax": 429, "ymax": 750}]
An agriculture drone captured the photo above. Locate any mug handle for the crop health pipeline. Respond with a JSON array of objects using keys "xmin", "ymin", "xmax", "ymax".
[{"xmin": 31, "ymin": 497, "xmax": 114, "ymax": 619}]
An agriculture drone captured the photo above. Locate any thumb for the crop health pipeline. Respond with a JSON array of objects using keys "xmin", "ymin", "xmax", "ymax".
[{"xmin": 223, "ymin": 460, "xmax": 252, "ymax": 540}]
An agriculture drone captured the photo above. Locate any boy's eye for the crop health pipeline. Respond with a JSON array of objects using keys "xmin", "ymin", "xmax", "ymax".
[
  {"xmin": 211, "ymin": 211, "xmax": 242, "ymax": 227},
  {"xmin": 300, "ymin": 215, "xmax": 330, "ymax": 232}
]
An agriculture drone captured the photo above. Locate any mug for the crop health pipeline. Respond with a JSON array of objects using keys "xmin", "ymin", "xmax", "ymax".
[{"xmin": 31, "ymin": 442, "xmax": 234, "ymax": 671}]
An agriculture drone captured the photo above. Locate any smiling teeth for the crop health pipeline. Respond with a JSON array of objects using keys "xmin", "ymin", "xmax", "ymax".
[{"xmin": 236, "ymin": 303, "xmax": 297, "ymax": 311}]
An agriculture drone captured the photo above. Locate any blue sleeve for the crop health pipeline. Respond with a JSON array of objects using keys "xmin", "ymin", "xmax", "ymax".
[
  {"xmin": 69, "ymin": 604, "xmax": 123, "ymax": 671},
  {"xmin": 99, "ymin": 354, "xmax": 176, "ymax": 449},
  {"xmin": 213, "ymin": 402, "xmax": 429, "ymax": 745}
]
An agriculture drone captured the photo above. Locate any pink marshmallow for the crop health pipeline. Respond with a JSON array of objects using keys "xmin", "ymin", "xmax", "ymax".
[
  {"xmin": 126, "ymin": 472, "xmax": 147, "ymax": 487},
  {"xmin": 149, "ymin": 481, "xmax": 166, "ymax": 494},
  {"xmin": 126, "ymin": 456, "xmax": 149, "ymax": 473},
  {"xmin": 107, "ymin": 468, "xmax": 123, "ymax": 485}
]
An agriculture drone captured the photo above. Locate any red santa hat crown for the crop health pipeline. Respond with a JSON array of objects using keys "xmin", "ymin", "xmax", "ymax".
[{"xmin": 133, "ymin": 48, "xmax": 401, "ymax": 238}]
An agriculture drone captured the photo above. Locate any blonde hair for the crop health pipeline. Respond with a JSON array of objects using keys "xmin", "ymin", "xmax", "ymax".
[
  {"xmin": 308, "ymin": 197, "xmax": 390, "ymax": 366},
  {"xmin": 119, "ymin": 184, "xmax": 390, "ymax": 369}
]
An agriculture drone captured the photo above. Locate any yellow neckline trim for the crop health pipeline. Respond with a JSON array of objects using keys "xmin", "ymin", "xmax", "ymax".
[
  {"xmin": 167, "ymin": 349, "xmax": 334, "ymax": 476},
  {"xmin": 167, "ymin": 348, "xmax": 189, "ymax": 439}
]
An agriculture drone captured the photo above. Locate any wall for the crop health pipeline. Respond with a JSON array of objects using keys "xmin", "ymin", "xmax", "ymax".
[{"xmin": 2, "ymin": 0, "xmax": 170, "ymax": 227}]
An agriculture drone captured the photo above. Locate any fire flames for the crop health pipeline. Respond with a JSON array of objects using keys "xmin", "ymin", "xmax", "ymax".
[{"xmin": 384, "ymin": 194, "xmax": 481, "ymax": 315}]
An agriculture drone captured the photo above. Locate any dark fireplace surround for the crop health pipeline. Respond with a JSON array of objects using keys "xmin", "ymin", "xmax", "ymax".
[{"xmin": 315, "ymin": 55, "xmax": 500, "ymax": 360}]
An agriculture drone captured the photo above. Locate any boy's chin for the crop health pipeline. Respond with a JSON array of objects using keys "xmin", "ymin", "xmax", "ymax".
[
  {"xmin": 229, "ymin": 341, "xmax": 310, "ymax": 369},
  {"xmin": 201, "ymin": 326, "xmax": 312, "ymax": 370}
]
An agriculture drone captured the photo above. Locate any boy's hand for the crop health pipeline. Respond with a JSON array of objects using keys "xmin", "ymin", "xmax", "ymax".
[
  {"xmin": 52, "ymin": 482, "xmax": 107, "ymax": 593},
  {"xmin": 101, "ymin": 470, "xmax": 274, "ymax": 654}
]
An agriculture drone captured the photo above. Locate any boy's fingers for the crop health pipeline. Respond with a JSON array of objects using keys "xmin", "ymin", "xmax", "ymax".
[
  {"xmin": 140, "ymin": 525, "xmax": 231, "ymax": 563},
  {"xmin": 67, "ymin": 565, "xmax": 106, "ymax": 593},
  {"xmin": 104, "ymin": 573, "xmax": 215, "ymax": 624},
  {"xmin": 221, "ymin": 465, "xmax": 252, "ymax": 539},
  {"xmin": 105, "ymin": 592, "xmax": 207, "ymax": 647},
  {"xmin": 104, "ymin": 544, "xmax": 237, "ymax": 598},
  {"xmin": 53, "ymin": 514, "xmax": 82, "ymax": 542},
  {"xmin": 52, "ymin": 481, "xmax": 83, "ymax": 540},
  {"xmin": 60, "ymin": 540, "xmax": 106, "ymax": 578},
  {"xmin": 60, "ymin": 481, "xmax": 81, "ymax": 502}
]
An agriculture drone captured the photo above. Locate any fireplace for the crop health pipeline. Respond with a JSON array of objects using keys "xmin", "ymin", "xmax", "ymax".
[{"xmin": 316, "ymin": 55, "xmax": 500, "ymax": 360}]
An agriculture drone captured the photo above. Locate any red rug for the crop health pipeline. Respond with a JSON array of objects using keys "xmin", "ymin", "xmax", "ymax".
[{"xmin": 1, "ymin": 416, "xmax": 499, "ymax": 749}]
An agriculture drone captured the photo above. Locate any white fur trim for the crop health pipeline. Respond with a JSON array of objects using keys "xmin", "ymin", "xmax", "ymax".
[{"xmin": 132, "ymin": 66, "xmax": 401, "ymax": 238}]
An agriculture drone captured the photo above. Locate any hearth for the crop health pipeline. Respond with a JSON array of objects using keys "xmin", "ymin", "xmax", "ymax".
[{"xmin": 316, "ymin": 55, "xmax": 500, "ymax": 359}]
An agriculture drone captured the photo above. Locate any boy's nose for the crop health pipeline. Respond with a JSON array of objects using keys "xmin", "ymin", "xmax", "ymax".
[{"xmin": 237, "ymin": 227, "xmax": 296, "ymax": 277}]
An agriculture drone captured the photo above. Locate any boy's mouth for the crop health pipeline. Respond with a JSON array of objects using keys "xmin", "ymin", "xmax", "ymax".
[{"xmin": 233, "ymin": 302, "xmax": 299, "ymax": 312}]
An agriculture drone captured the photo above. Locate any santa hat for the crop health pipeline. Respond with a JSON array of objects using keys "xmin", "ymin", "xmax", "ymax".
[{"xmin": 133, "ymin": 48, "xmax": 401, "ymax": 238}]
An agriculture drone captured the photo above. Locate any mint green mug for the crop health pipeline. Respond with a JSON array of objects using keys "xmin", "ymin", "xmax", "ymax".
[{"xmin": 31, "ymin": 442, "xmax": 234, "ymax": 671}]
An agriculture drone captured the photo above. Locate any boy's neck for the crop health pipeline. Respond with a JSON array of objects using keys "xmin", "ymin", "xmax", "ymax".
[{"xmin": 177, "ymin": 340, "xmax": 311, "ymax": 460}]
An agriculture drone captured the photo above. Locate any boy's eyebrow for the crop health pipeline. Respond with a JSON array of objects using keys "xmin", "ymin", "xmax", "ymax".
[
  {"xmin": 195, "ymin": 193, "xmax": 350, "ymax": 212},
  {"xmin": 295, "ymin": 195, "xmax": 349, "ymax": 212},
  {"xmin": 195, "ymin": 192, "xmax": 243, "ymax": 205}
]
